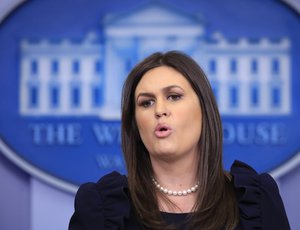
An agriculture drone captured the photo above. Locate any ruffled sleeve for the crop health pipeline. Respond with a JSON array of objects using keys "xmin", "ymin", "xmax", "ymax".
[
  {"xmin": 231, "ymin": 160, "xmax": 290, "ymax": 230},
  {"xmin": 68, "ymin": 171, "xmax": 139, "ymax": 230}
]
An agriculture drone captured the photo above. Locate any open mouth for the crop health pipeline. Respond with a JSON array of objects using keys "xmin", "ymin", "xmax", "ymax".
[
  {"xmin": 159, "ymin": 127, "xmax": 168, "ymax": 132},
  {"xmin": 155, "ymin": 124, "xmax": 172, "ymax": 138}
]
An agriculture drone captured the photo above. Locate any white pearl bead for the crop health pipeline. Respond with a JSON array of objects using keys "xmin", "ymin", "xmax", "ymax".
[{"xmin": 152, "ymin": 177, "xmax": 199, "ymax": 196}]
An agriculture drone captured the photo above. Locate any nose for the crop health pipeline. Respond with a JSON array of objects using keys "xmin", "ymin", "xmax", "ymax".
[
  {"xmin": 155, "ymin": 111, "xmax": 168, "ymax": 118},
  {"xmin": 155, "ymin": 99, "xmax": 170, "ymax": 119}
]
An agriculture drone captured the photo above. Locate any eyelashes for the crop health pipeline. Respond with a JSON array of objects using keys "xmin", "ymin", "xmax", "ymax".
[
  {"xmin": 138, "ymin": 99, "xmax": 154, "ymax": 108},
  {"xmin": 167, "ymin": 94, "xmax": 182, "ymax": 101},
  {"xmin": 137, "ymin": 94, "xmax": 183, "ymax": 108}
]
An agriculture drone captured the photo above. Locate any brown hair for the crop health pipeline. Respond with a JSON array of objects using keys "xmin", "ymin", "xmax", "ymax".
[{"xmin": 121, "ymin": 51, "xmax": 239, "ymax": 230}]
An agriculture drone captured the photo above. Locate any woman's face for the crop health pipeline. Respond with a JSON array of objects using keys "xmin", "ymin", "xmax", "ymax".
[{"xmin": 135, "ymin": 66, "xmax": 202, "ymax": 161}]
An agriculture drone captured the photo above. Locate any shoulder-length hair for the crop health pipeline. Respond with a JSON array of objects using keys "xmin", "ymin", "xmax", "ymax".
[{"xmin": 121, "ymin": 51, "xmax": 238, "ymax": 230}]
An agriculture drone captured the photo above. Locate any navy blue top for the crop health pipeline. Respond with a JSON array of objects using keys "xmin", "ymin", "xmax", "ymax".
[
  {"xmin": 69, "ymin": 161, "xmax": 290, "ymax": 229},
  {"xmin": 161, "ymin": 212, "xmax": 189, "ymax": 229}
]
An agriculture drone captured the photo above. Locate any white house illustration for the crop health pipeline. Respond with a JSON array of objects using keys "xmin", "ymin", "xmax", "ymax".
[
  {"xmin": 19, "ymin": 3, "xmax": 291, "ymax": 119},
  {"xmin": 20, "ymin": 32, "xmax": 104, "ymax": 116}
]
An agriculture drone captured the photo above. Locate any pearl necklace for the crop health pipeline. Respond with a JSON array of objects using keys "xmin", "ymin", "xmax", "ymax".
[{"xmin": 152, "ymin": 177, "xmax": 199, "ymax": 196}]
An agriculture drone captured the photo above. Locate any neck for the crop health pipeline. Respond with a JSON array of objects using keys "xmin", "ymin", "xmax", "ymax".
[
  {"xmin": 150, "ymin": 152, "xmax": 199, "ymax": 192},
  {"xmin": 151, "ymin": 154, "xmax": 200, "ymax": 213}
]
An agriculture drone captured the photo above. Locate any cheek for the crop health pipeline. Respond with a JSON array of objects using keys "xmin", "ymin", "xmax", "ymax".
[
  {"xmin": 192, "ymin": 107, "xmax": 202, "ymax": 131},
  {"xmin": 135, "ymin": 112, "xmax": 151, "ymax": 140},
  {"xmin": 194, "ymin": 113, "xmax": 202, "ymax": 141},
  {"xmin": 180, "ymin": 105, "xmax": 202, "ymax": 137}
]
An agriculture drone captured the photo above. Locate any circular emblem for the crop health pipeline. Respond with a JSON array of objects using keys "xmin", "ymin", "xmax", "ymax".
[{"xmin": 0, "ymin": 0, "xmax": 300, "ymax": 192}]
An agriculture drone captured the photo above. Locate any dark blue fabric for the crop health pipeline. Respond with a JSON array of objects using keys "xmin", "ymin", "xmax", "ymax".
[
  {"xmin": 69, "ymin": 160, "xmax": 290, "ymax": 229},
  {"xmin": 161, "ymin": 212, "xmax": 189, "ymax": 230},
  {"xmin": 231, "ymin": 161, "xmax": 290, "ymax": 230}
]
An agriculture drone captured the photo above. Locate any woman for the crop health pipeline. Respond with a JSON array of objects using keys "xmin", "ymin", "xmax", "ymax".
[{"xmin": 69, "ymin": 51, "xmax": 290, "ymax": 230}]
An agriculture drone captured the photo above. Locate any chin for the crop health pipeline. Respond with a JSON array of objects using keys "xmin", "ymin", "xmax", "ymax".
[{"xmin": 154, "ymin": 150, "xmax": 178, "ymax": 160}]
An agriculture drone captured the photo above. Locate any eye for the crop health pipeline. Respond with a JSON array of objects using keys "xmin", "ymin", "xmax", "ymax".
[
  {"xmin": 167, "ymin": 94, "xmax": 182, "ymax": 101},
  {"xmin": 138, "ymin": 99, "xmax": 154, "ymax": 108}
]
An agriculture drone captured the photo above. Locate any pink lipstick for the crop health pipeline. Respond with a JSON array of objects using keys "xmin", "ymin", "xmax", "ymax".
[{"xmin": 154, "ymin": 124, "xmax": 172, "ymax": 138}]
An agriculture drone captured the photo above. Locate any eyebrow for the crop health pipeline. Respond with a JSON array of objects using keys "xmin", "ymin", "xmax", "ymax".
[{"xmin": 136, "ymin": 85, "xmax": 184, "ymax": 100}]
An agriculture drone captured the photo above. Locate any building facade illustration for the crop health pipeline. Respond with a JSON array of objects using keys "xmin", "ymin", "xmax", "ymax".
[{"xmin": 19, "ymin": 4, "xmax": 291, "ymax": 119}]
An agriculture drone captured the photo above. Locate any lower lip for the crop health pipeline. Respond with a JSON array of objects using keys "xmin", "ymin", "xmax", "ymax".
[{"xmin": 154, "ymin": 129, "xmax": 172, "ymax": 138}]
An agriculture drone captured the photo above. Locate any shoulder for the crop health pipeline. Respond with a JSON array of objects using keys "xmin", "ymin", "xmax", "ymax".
[
  {"xmin": 69, "ymin": 171, "xmax": 131, "ymax": 229},
  {"xmin": 230, "ymin": 160, "xmax": 290, "ymax": 230},
  {"xmin": 75, "ymin": 171, "xmax": 129, "ymax": 212},
  {"xmin": 74, "ymin": 171, "xmax": 128, "ymax": 207}
]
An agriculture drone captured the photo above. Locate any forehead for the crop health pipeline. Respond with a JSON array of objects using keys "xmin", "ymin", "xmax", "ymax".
[{"xmin": 135, "ymin": 66, "xmax": 192, "ymax": 94}]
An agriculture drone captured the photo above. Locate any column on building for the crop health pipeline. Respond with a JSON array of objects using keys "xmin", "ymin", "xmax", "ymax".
[{"xmin": 203, "ymin": 34, "xmax": 291, "ymax": 116}]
